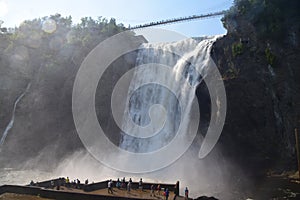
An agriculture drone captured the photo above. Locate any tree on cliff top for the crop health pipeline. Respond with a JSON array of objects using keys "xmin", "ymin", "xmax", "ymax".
[
  {"xmin": 222, "ymin": 0, "xmax": 300, "ymax": 41},
  {"xmin": 0, "ymin": 14, "xmax": 127, "ymax": 80}
]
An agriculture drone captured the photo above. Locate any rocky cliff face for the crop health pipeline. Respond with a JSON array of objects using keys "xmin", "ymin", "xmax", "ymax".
[
  {"xmin": 1, "ymin": 2, "xmax": 299, "ymax": 179},
  {"xmin": 0, "ymin": 32, "xmax": 146, "ymax": 169},
  {"xmin": 210, "ymin": 3, "xmax": 300, "ymax": 176}
]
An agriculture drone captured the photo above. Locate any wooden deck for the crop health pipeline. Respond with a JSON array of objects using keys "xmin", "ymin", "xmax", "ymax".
[{"xmin": 60, "ymin": 186, "xmax": 175, "ymax": 199}]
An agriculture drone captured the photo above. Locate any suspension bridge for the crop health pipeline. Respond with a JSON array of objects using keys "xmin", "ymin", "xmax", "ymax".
[{"xmin": 129, "ymin": 10, "xmax": 227, "ymax": 30}]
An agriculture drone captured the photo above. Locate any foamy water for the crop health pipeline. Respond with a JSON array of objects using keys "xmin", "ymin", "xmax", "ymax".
[{"xmin": 0, "ymin": 168, "xmax": 54, "ymax": 185}]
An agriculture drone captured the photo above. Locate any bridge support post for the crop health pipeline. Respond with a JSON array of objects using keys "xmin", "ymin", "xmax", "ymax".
[{"xmin": 295, "ymin": 128, "xmax": 300, "ymax": 179}]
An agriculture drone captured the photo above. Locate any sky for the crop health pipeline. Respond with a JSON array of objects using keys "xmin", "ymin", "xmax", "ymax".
[{"xmin": 0, "ymin": 0, "xmax": 233, "ymax": 37}]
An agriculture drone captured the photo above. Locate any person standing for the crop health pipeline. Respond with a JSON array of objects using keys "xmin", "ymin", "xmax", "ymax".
[
  {"xmin": 50, "ymin": 180, "xmax": 54, "ymax": 189},
  {"xmin": 65, "ymin": 177, "xmax": 70, "ymax": 188},
  {"xmin": 185, "ymin": 187, "xmax": 189, "ymax": 199},
  {"xmin": 150, "ymin": 184, "xmax": 155, "ymax": 196},
  {"xmin": 139, "ymin": 178, "xmax": 143, "ymax": 191},
  {"xmin": 108, "ymin": 179, "xmax": 113, "ymax": 194},
  {"xmin": 165, "ymin": 188, "xmax": 169, "ymax": 200},
  {"xmin": 127, "ymin": 181, "xmax": 131, "ymax": 193},
  {"xmin": 122, "ymin": 177, "xmax": 126, "ymax": 189},
  {"xmin": 156, "ymin": 184, "xmax": 161, "ymax": 196},
  {"xmin": 116, "ymin": 178, "xmax": 121, "ymax": 189},
  {"xmin": 174, "ymin": 181, "xmax": 179, "ymax": 197}
]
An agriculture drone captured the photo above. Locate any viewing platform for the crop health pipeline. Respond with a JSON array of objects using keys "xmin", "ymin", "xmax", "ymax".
[{"xmin": 0, "ymin": 178, "xmax": 182, "ymax": 200}]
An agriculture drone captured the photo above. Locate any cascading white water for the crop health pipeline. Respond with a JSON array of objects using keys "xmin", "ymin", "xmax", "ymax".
[
  {"xmin": 120, "ymin": 36, "xmax": 219, "ymax": 154},
  {"xmin": 0, "ymin": 82, "xmax": 31, "ymax": 147}
]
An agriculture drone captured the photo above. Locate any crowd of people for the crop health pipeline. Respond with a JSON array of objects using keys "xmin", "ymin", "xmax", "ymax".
[
  {"xmin": 38, "ymin": 177, "xmax": 90, "ymax": 190},
  {"xmin": 106, "ymin": 177, "xmax": 188, "ymax": 200},
  {"xmin": 30, "ymin": 177, "xmax": 189, "ymax": 199},
  {"xmin": 112, "ymin": 177, "xmax": 134, "ymax": 192},
  {"xmin": 61, "ymin": 177, "xmax": 90, "ymax": 189}
]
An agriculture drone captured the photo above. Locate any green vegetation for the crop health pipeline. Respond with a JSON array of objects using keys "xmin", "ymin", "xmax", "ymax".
[
  {"xmin": 222, "ymin": 0, "xmax": 300, "ymax": 41},
  {"xmin": 265, "ymin": 47, "xmax": 276, "ymax": 66},
  {"xmin": 231, "ymin": 42, "xmax": 244, "ymax": 57},
  {"xmin": 0, "ymin": 14, "xmax": 127, "ymax": 80},
  {"xmin": 223, "ymin": 61, "xmax": 240, "ymax": 80}
]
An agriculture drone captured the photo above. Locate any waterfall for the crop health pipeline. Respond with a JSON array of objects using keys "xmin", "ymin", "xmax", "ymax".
[
  {"xmin": 119, "ymin": 36, "xmax": 219, "ymax": 154},
  {"xmin": 0, "ymin": 82, "xmax": 31, "ymax": 147}
]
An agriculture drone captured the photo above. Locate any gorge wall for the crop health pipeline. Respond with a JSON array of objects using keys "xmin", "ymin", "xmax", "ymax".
[
  {"xmin": 210, "ymin": 0, "xmax": 300, "ymax": 176},
  {"xmin": 0, "ymin": 1, "xmax": 299, "ymax": 181}
]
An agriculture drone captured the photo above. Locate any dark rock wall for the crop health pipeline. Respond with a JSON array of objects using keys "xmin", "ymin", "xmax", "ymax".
[
  {"xmin": 1, "ymin": 3, "xmax": 299, "ymax": 178},
  {"xmin": 209, "ymin": 10, "xmax": 300, "ymax": 175}
]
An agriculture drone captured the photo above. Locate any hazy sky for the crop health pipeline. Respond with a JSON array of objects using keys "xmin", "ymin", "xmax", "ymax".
[{"xmin": 0, "ymin": 0, "xmax": 233, "ymax": 37}]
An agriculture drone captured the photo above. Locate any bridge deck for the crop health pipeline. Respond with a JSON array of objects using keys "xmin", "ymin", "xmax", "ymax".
[{"xmin": 129, "ymin": 10, "xmax": 227, "ymax": 30}]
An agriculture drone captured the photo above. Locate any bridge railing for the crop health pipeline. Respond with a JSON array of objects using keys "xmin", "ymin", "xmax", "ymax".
[{"xmin": 129, "ymin": 10, "xmax": 227, "ymax": 30}]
